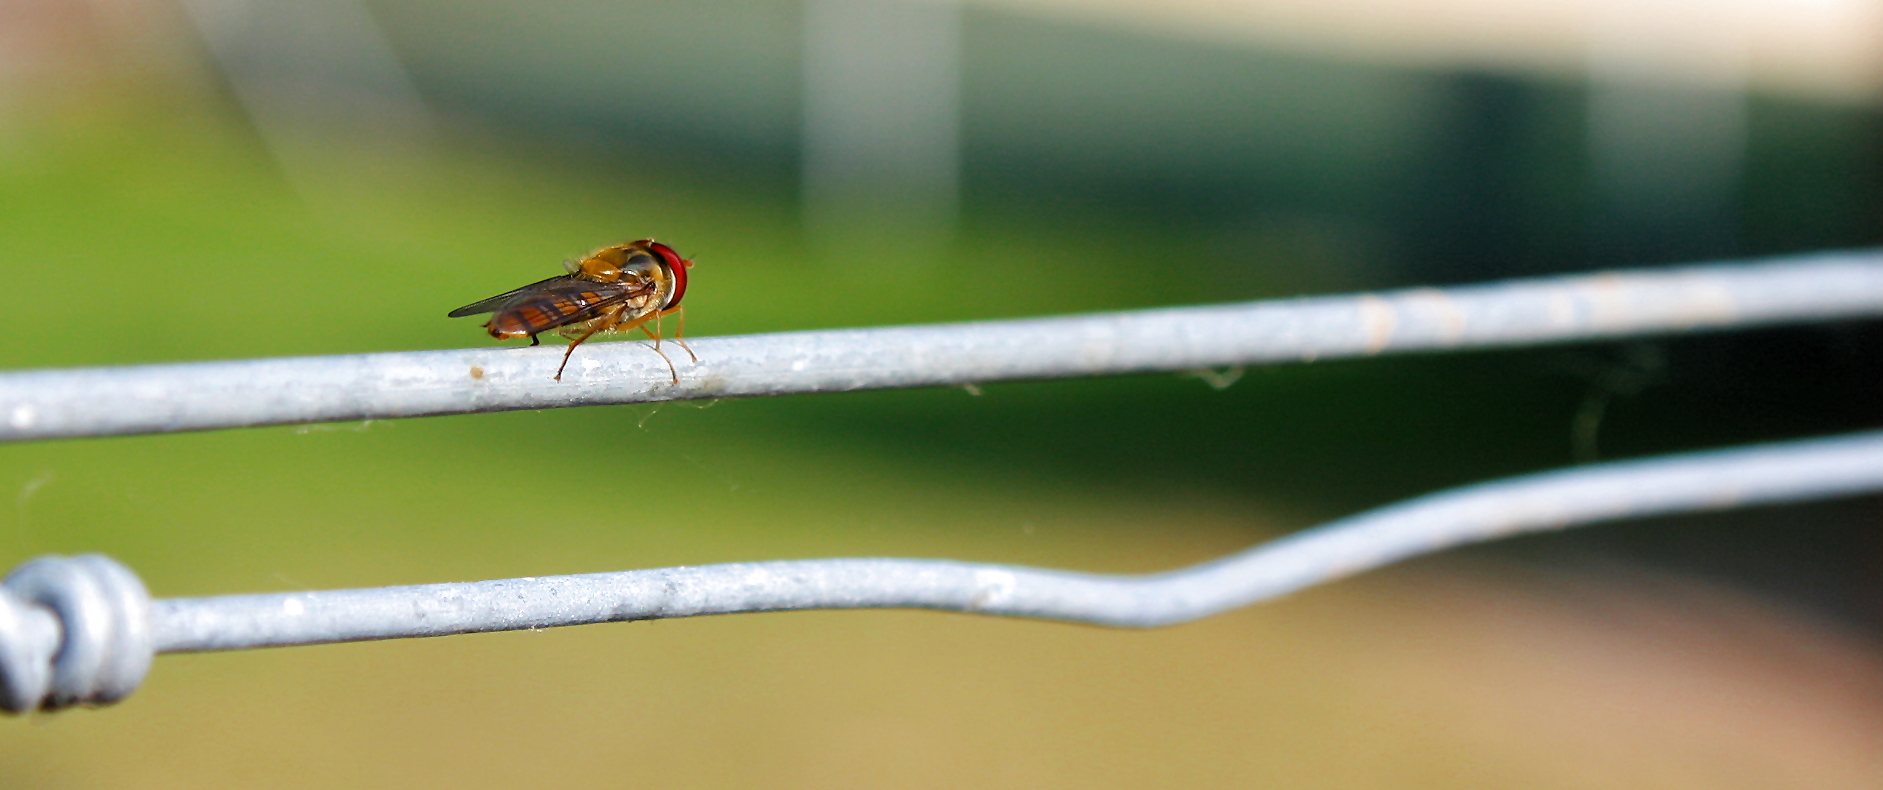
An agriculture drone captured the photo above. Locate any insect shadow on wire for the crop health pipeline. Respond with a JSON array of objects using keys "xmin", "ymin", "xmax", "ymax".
[{"xmin": 449, "ymin": 239, "xmax": 698, "ymax": 383}]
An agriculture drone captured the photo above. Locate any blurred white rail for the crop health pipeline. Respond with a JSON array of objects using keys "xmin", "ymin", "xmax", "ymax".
[{"xmin": 3, "ymin": 249, "xmax": 1882, "ymax": 442}]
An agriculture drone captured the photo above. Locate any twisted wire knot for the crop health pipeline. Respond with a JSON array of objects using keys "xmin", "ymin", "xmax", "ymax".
[{"xmin": 0, "ymin": 555, "xmax": 153, "ymax": 713}]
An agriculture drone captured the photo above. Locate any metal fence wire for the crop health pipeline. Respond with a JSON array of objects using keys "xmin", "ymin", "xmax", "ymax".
[{"xmin": 3, "ymin": 249, "xmax": 1883, "ymax": 713}]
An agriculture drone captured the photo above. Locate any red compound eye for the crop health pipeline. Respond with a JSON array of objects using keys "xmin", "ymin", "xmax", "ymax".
[{"xmin": 648, "ymin": 241, "xmax": 689, "ymax": 309}]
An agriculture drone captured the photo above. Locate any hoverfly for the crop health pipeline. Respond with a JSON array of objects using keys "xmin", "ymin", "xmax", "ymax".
[{"xmin": 449, "ymin": 239, "xmax": 696, "ymax": 382}]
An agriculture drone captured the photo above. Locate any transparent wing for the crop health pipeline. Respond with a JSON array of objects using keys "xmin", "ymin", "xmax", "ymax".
[
  {"xmin": 448, "ymin": 276, "xmax": 572, "ymax": 317},
  {"xmin": 478, "ymin": 277, "xmax": 658, "ymax": 337}
]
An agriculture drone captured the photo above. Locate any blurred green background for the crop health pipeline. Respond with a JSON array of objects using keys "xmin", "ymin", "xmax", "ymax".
[{"xmin": 3, "ymin": 0, "xmax": 1882, "ymax": 787}]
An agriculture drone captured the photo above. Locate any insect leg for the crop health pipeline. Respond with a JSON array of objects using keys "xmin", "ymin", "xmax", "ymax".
[
  {"xmin": 630, "ymin": 327, "xmax": 680, "ymax": 385},
  {"xmin": 648, "ymin": 342, "xmax": 678, "ymax": 385},
  {"xmin": 618, "ymin": 311, "xmax": 683, "ymax": 384},
  {"xmin": 554, "ymin": 317, "xmax": 612, "ymax": 381},
  {"xmin": 637, "ymin": 308, "xmax": 697, "ymax": 363},
  {"xmin": 672, "ymin": 307, "xmax": 697, "ymax": 362}
]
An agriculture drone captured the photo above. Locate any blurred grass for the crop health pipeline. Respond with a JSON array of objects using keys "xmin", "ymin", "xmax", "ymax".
[
  {"xmin": 2, "ymin": 99, "xmax": 1881, "ymax": 789},
  {"xmin": 0, "ymin": 101, "xmax": 1313, "ymax": 574},
  {"xmin": 0, "ymin": 104, "xmax": 1246, "ymax": 366},
  {"xmin": 1, "ymin": 98, "xmax": 1870, "ymax": 588}
]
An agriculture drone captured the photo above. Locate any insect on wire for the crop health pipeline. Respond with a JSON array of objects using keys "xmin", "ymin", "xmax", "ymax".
[{"xmin": 449, "ymin": 239, "xmax": 697, "ymax": 382}]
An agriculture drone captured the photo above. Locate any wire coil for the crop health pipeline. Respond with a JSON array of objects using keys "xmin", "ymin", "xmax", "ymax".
[{"xmin": 0, "ymin": 555, "xmax": 153, "ymax": 713}]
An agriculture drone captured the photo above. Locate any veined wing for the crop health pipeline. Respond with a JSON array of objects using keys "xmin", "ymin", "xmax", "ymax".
[
  {"xmin": 480, "ymin": 277, "xmax": 656, "ymax": 337},
  {"xmin": 448, "ymin": 276, "xmax": 572, "ymax": 317}
]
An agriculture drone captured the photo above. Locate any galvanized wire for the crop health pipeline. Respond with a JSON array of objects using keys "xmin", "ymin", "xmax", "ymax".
[
  {"xmin": 145, "ymin": 429, "xmax": 1883, "ymax": 648},
  {"xmin": 4, "ymin": 250, "xmax": 1883, "ymax": 712},
  {"xmin": 3, "ymin": 249, "xmax": 1882, "ymax": 442},
  {"xmin": 5, "ymin": 429, "xmax": 1882, "ymax": 711}
]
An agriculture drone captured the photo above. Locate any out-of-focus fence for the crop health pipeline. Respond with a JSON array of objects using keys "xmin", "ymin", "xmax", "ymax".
[{"xmin": 3, "ymin": 250, "xmax": 1881, "ymax": 713}]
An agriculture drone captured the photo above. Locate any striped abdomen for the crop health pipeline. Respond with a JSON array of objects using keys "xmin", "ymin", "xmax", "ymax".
[{"xmin": 485, "ymin": 282, "xmax": 647, "ymax": 339}]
